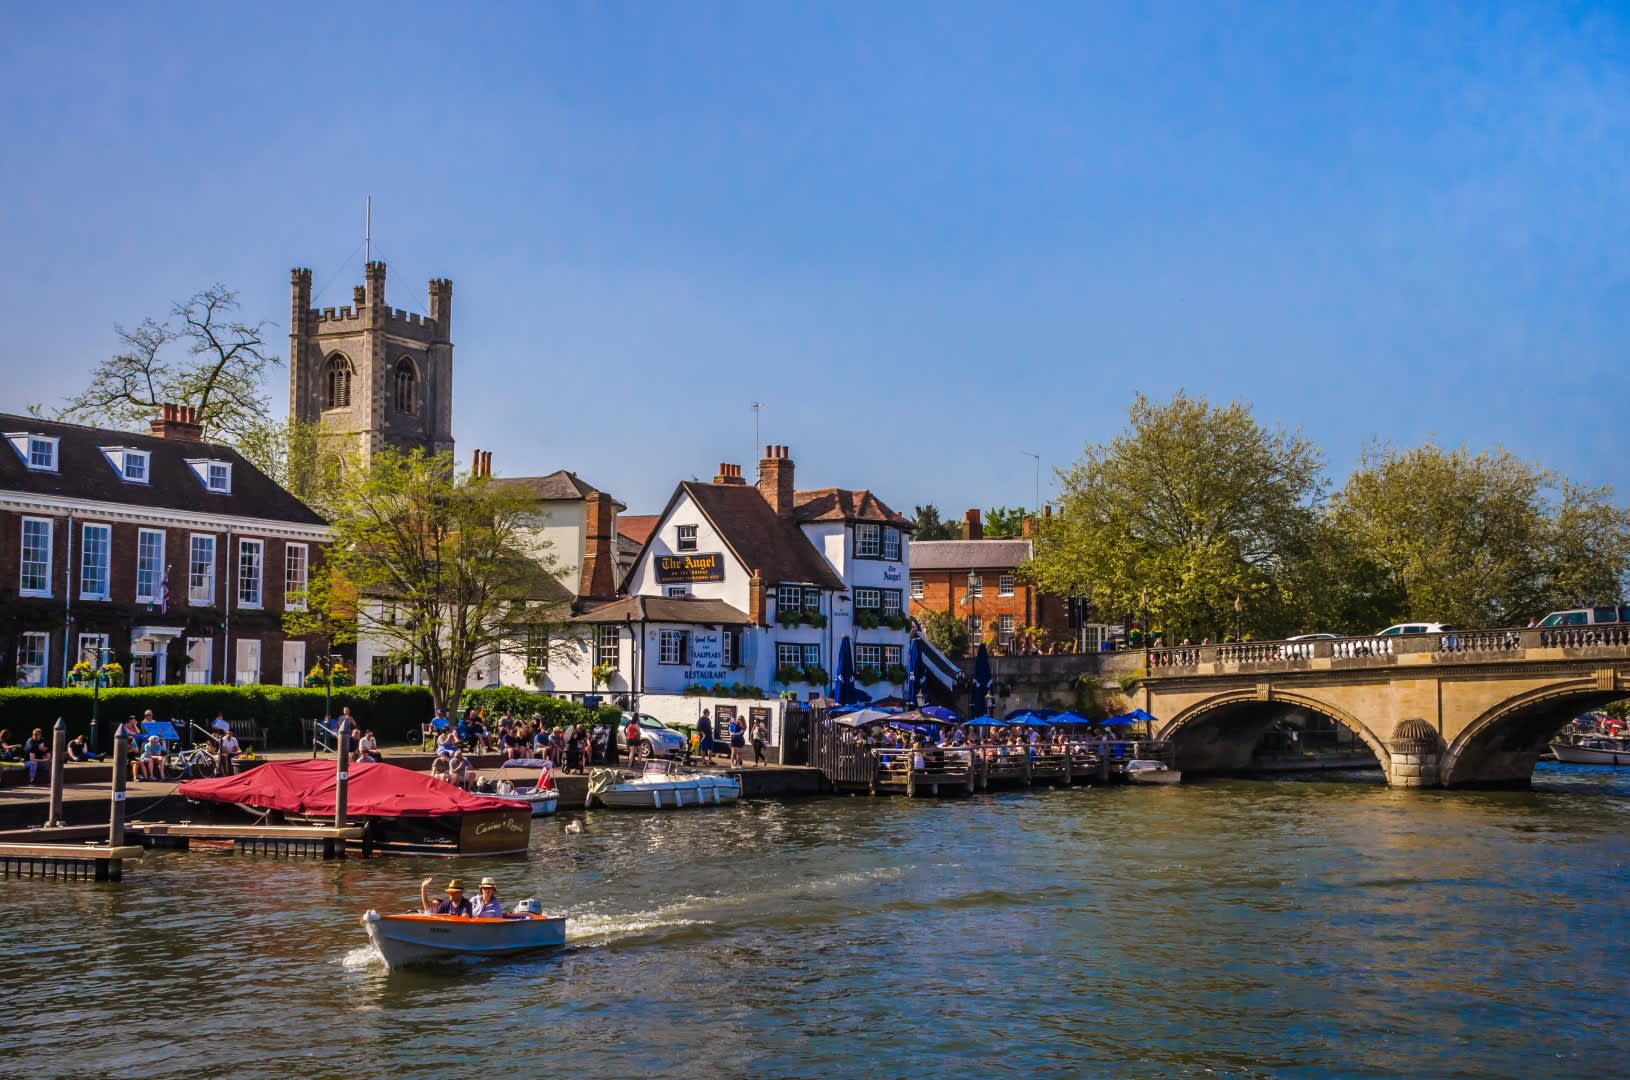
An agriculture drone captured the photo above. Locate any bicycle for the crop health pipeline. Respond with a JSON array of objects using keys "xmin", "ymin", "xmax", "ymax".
[{"xmin": 162, "ymin": 744, "xmax": 218, "ymax": 781}]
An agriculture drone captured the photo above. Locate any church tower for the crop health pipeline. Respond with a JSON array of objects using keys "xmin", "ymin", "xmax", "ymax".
[{"xmin": 288, "ymin": 261, "xmax": 455, "ymax": 468}]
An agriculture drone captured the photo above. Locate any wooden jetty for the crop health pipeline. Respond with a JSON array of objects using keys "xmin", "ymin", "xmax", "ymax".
[
  {"xmin": 0, "ymin": 842, "xmax": 143, "ymax": 881},
  {"xmin": 138, "ymin": 823, "xmax": 364, "ymax": 859}
]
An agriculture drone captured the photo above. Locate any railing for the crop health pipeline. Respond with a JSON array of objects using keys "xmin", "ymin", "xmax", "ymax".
[
  {"xmin": 1147, "ymin": 625, "xmax": 1630, "ymax": 672},
  {"xmin": 808, "ymin": 720, "xmax": 875, "ymax": 788},
  {"xmin": 1539, "ymin": 625, "xmax": 1630, "ymax": 649}
]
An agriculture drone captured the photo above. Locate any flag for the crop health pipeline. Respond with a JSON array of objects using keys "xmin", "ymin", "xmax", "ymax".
[{"xmin": 161, "ymin": 571, "xmax": 170, "ymax": 614}]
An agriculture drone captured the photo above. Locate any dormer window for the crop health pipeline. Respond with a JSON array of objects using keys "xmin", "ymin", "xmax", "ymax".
[
  {"xmin": 186, "ymin": 458, "xmax": 232, "ymax": 494},
  {"xmin": 101, "ymin": 447, "xmax": 150, "ymax": 484},
  {"xmin": 6, "ymin": 433, "xmax": 59, "ymax": 472}
]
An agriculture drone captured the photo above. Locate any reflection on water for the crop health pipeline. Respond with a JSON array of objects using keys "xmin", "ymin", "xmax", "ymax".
[{"xmin": 5, "ymin": 763, "xmax": 1628, "ymax": 1079}]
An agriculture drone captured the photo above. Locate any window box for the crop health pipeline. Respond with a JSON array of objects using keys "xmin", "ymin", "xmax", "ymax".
[
  {"xmin": 882, "ymin": 613, "xmax": 911, "ymax": 631},
  {"xmin": 776, "ymin": 609, "xmax": 827, "ymax": 629},
  {"xmin": 802, "ymin": 663, "xmax": 829, "ymax": 686},
  {"xmin": 855, "ymin": 664, "xmax": 884, "ymax": 686},
  {"xmin": 774, "ymin": 663, "xmax": 807, "ymax": 684},
  {"xmin": 884, "ymin": 663, "xmax": 910, "ymax": 684}
]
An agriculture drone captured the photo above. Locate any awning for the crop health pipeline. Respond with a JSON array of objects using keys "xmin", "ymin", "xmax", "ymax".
[{"xmin": 916, "ymin": 636, "xmax": 962, "ymax": 690}]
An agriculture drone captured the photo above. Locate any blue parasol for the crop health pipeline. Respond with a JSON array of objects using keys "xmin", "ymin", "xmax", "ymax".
[
  {"xmin": 836, "ymin": 636, "xmax": 857, "ymax": 706},
  {"xmin": 1050, "ymin": 711, "xmax": 1093, "ymax": 726},
  {"xmin": 971, "ymin": 643, "xmax": 992, "ymax": 715},
  {"xmin": 1005, "ymin": 710, "xmax": 1056, "ymax": 729},
  {"xmin": 905, "ymin": 637, "xmax": 923, "ymax": 706},
  {"xmin": 920, "ymin": 705, "xmax": 961, "ymax": 723},
  {"xmin": 1103, "ymin": 714, "xmax": 1141, "ymax": 726},
  {"xmin": 1122, "ymin": 708, "xmax": 1158, "ymax": 724},
  {"xmin": 961, "ymin": 715, "xmax": 1007, "ymax": 728}
]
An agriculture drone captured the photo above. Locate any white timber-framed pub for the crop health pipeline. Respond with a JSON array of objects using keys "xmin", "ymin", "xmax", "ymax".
[{"xmin": 571, "ymin": 447, "xmax": 916, "ymax": 750}]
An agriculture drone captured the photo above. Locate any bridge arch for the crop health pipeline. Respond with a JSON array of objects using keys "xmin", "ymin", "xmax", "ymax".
[
  {"xmin": 1441, "ymin": 677, "xmax": 1624, "ymax": 787},
  {"xmin": 1158, "ymin": 689, "xmax": 1391, "ymax": 777}
]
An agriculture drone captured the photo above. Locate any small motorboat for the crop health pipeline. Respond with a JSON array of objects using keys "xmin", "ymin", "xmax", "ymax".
[
  {"xmin": 488, "ymin": 760, "xmax": 561, "ymax": 816},
  {"xmin": 361, "ymin": 901, "xmax": 566, "ymax": 968},
  {"xmin": 1550, "ymin": 736, "xmax": 1630, "ymax": 766},
  {"xmin": 1125, "ymin": 759, "xmax": 1182, "ymax": 784},
  {"xmin": 586, "ymin": 759, "xmax": 742, "ymax": 809}
]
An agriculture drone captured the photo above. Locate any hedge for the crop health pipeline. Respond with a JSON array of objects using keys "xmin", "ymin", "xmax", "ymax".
[
  {"xmin": 0, "ymin": 685, "xmax": 433, "ymax": 748},
  {"xmin": 456, "ymin": 687, "xmax": 621, "ymax": 730}
]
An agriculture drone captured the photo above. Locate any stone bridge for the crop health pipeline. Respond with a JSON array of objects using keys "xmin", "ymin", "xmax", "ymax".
[{"xmin": 1140, "ymin": 626, "xmax": 1630, "ymax": 788}]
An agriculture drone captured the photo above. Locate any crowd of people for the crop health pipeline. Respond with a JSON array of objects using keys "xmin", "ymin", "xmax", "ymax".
[{"xmin": 425, "ymin": 706, "xmax": 616, "ymax": 791}]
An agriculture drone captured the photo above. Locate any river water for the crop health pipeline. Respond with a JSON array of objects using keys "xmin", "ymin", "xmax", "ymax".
[{"xmin": 5, "ymin": 763, "xmax": 1628, "ymax": 1079}]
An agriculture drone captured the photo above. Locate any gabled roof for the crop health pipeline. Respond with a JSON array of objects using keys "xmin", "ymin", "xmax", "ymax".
[
  {"xmin": 682, "ymin": 482, "xmax": 845, "ymax": 590},
  {"xmin": 617, "ymin": 513, "xmax": 660, "ymax": 546},
  {"xmin": 571, "ymin": 595, "xmax": 751, "ymax": 626},
  {"xmin": 488, "ymin": 469, "xmax": 626, "ymax": 511},
  {"xmin": 909, "ymin": 539, "xmax": 1033, "ymax": 571},
  {"xmin": 793, "ymin": 487, "xmax": 912, "ymax": 527},
  {"xmin": 0, "ymin": 413, "xmax": 324, "ymax": 526}
]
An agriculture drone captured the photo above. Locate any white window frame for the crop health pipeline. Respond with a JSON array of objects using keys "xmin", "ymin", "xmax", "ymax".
[
  {"xmin": 777, "ymin": 584, "xmax": 802, "ymax": 612},
  {"xmin": 79, "ymin": 522, "xmax": 111, "ymax": 601},
  {"xmin": 593, "ymin": 624, "xmax": 620, "ymax": 669},
  {"xmin": 910, "ymin": 578, "xmax": 924, "ymax": 600},
  {"xmin": 855, "ymin": 523, "xmax": 881, "ymax": 558},
  {"xmin": 802, "ymin": 587, "xmax": 822, "ymax": 613},
  {"xmin": 135, "ymin": 528, "xmax": 165, "ymax": 604},
  {"xmin": 525, "ymin": 627, "xmax": 549, "ymax": 670},
  {"xmin": 855, "ymin": 587, "xmax": 881, "ymax": 610},
  {"xmin": 998, "ymin": 614, "xmax": 1016, "ymax": 645},
  {"xmin": 18, "ymin": 516, "xmax": 53, "ymax": 597},
  {"xmin": 122, "ymin": 449, "xmax": 150, "ymax": 484},
  {"xmin": 882, "ymin": 644, "xmax": 902, "ymax": 667},
  {"xmin": 285, "ymin": 543, "xmax": 309, "ymax": 610},
  {"xmin": 235, "ymin": 637, "xmax": 261, "ymax": 685},
  {"xmin": 775, "ymin": 643, "xmax": 802, "ymax": 669},
  {"xmin": 282, "ymin": 640, "xmax": 306, "ymax": 687},
  {"xmin": 801, "ymin": 643, "xmax": 822, "ymax": 667},
  {"xmin": 666, "ymin": 586, "xmax": 689, "ymax": 599},
  {"xmin": 188, "ymin": 534, "xmax": 216, "ymax": 605},
  {"xmin": 16, "ymin": 632, "xmax": 49, "ymax": 687},
  {"xmin": 999, "ymin": 574, "xmax": 1016, "ymax": 597},
  {"xmin": 77, "ymin": 633, "xmax": 110, "ymax": 667},
  {"xmin": 676, "ymin": 524, "xmax": 698, "ymax": 553},
  {"xmin": 882, "ymin": 589, "xmax": 902, "ymax": 615},
  {"xmin": 722, "ymin": 630, "xmax": 735, "ymax": 668},
  {"xmin": 207, "ymin": 461, "xmax": 231, "ymax": 493},
  {"xmin": 185, "ymin": 636, "xmax": 213, "ymax": 684},
  {"xmin": 855, "ymin": 643, "xmax": 882, "ymax": 668},
  {"xmin": 882, "ymin": 527, "xmax": 901, "ymax": 561},
  {"xmin": 27, "ymin": 436, "xmax": 58, "ymax": 472},
  {"xmin": 658, "ymin": 629, "xmax": 687, "ymax": 665},
  {"xmin": 237, "ymin": 539, "xmax": 264, "ymax": 609}
]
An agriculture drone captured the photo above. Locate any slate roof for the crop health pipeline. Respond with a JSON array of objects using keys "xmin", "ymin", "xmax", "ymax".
[
  {"xmin": 793, "ymin": 487, "xmax": 912, "ymax": 527},
  {"xmin": 908, "ymin": 539, "xmax": 1033, "ymax": 571},
  {"xmin": 680, "ymin": 481, "xmax": 846, "ymax": 591},
  {"xmin": 488, "ymin": 469, "xmax": 626, "ymax": 511},
  {"xmin": 571, "ymin": 595, "xmax": 752, "ymax": 625},
  {"xmin": 0, "ymin": 413, "xmax": 325, "ymax": 526}
]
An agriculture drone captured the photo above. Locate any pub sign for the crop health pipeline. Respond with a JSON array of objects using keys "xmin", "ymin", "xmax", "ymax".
[{"xmin": 655, "ymin": 552, "xmax": 726, "ymax": 583}]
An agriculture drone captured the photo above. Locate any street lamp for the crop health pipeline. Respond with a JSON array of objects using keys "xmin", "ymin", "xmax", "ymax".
[
  {"xmin": 86, "ymin": 645, "xmax": 110, "ymax": 754},
  {"xmin": 964, "ymin": 570, "xmax": 980, "ymax": 650},
  {"xmin": 1234, "ymin": 595, "xmax": 1243, "ymax": 643},
  {"xmin": 1140, "ymin": 588, "xmax": 1150, "ymax": 667}
]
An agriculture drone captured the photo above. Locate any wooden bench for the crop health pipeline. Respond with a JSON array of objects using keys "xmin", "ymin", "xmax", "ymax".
[{"xmin": 228, "ymin": 717, "xmax": 267, "ymax": 751}]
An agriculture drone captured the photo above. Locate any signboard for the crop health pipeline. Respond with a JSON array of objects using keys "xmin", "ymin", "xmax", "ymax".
[
  {"xmin": 714, "ymin": 704, "xmax": 738, "ymax": 729},
  {"xmin": 684, "ymin": 629, "xmax": 730, "ymax": 683},
  {"xmin": 749, "ymin": 706, "xmax": 772, "ymax": 745},
  {"xmin": 655, "ymin": 552, "xmax": 726, "ymax": 584}
]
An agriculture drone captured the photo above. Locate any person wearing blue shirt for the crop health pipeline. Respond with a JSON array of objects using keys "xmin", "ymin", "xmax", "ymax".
[
  {"xmin": 420, "ymin": 877, "xmax": 473, "ymax": 916},
  {"xmin": 471, "ymin": 877, "xmax": 503, "ymax": 917}
]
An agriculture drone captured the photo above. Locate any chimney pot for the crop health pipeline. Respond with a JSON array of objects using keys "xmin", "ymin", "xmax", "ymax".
[
  {"xmin": 758, "ymin": 445, "xmax": 796, "ymax": 518},
  {"xmin": 963, "ymin": 509, "xmax": 984, "ymax": 541},
  {"xmin": 150, "ymin": 402, "xmax": 205, "ymax": 442}
]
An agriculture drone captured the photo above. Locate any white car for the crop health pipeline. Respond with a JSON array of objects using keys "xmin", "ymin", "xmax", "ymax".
[
  {"xmin": 1376, "ymin": 623, "xmax": 1458, "ymax": 636},
  {"xmin": 1276, "ymin": 632, "xmax": 1341, "ymax": 659},
  {"xmin": 615, "ymin": 714, "xmax": 689, "ymax": 760}
]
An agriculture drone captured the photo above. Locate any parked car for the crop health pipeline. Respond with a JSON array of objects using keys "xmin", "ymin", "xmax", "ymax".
[
  {"xmin": 1376, "ymin": 623, "xmax": 1458, "ymax": 636},
  {"xmin": 1535, "ymin": 605, "xmax": 1630, "ymax": 627},
  {"xmin": 1277, "ymin": 632, "xmax": 1341, "ymax": 659},
  {"xmin": 615, "ymin": 714, "xmax": 689, "ymax": 760}
]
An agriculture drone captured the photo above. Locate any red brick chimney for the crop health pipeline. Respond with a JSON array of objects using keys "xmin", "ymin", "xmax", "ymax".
[
  {"xmin": 579, "ymin": 491, "xmax": 617, "ymax": 598},
  {"xmin": 714, "ymin": 462, "xmax": 747, "ymax": 485},
  {"xmin": 469, "ymin": 449, "xmax": 493, "ymax": 477},
  {"xmin": 758, "ymin": 445, "xmax": 795, "ymax": 520},
  {"xmin": 150, "ymin": 403, "xmax": 204, "ymax": 442},
  {"xmin": 748, "ymin": 569, "xmax": 766, "ymax": 625},
  {"xmin": 1021, "ymin": 515, "xmax": 1033, "ymax": 538},
  {"xmin": 963, "ymin": 508, "xmax": 983, "ymax": 541}
]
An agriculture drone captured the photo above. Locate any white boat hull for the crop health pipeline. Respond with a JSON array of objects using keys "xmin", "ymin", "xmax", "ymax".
[
  {"xmin": 491, "ymin": 788, "xmax": 559, "ymax": 817},
  {"xmin": 1126, "ymin": 760, "xmax": 1182, "ymax": 784},
  {"xmin": 362, "ymin": 910, "xmax": 566, "ymax": 968},
  {"xmin": 1551, "ymin": 741, "xmax": 1630, "ymax": 766},
  {"xmin": 589, "ymin": 770, "xmax": 741, "ymax": 810}
]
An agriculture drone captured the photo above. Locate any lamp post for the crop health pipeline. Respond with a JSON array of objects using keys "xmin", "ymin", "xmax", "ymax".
[
  {"xmin": 965, "ymin": 570, "xmax": 980, "ymax": 651},
  {"xmin": 1140, "ymin": 588, "xmax": 1150, "ymax": 668},
  {"xmin": 1234, "ymin": 595, "xmax": 1243, "ymax": 643},
  {"xmin": 87, "ymin": 645, "xmax": 110, "ymax": 754}
]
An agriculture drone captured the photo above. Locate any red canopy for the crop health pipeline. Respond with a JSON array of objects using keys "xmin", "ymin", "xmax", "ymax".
[{"xmin": 179, "ymin": 759, "xmax": 518, "ymax": 818}]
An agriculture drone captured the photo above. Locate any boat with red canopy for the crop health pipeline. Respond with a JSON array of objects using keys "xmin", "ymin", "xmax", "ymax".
[{"xmin": 179, "ymin": 760, "xmax": 531, "ymax": 855}]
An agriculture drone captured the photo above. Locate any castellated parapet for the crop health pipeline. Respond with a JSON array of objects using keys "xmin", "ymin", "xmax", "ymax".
[{"xmin": 287, "ymin": 260, "xmax": 455, "ymax": 468}]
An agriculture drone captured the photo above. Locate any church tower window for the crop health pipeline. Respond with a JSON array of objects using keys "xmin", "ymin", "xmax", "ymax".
[
  {"xmin": 394, "ymin": 358, "xmax": 418, "ymax": 415},
  {"xmin": 325, "ymin": 355, "xmax": 354, "ymax": 409}
]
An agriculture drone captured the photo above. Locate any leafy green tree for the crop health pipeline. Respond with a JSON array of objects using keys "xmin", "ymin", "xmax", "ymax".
[
  {"xmin": 234, "ymin": 418, "xmax": 352, "ymax": 519},
  {"xmin": 920, "ymin": 609, "xmax": 970, "ymax": 659},
  {"xmin": 284, "ymin": 448, "xmax": 583, "ymax": 710},
  {"xmin": 1332, "ymin": 443, "xmax": 1630, "ymax": 627},
  {"xmin": 984, "ymin": 506, "xmax": 1028, "ymax": 538},
  {"xmin": 1024, "ymin": 391, "xmax": 1325, "ymax": 642},
  {"xmin": 910, "ymin": 504, "xmax": 960, "ymax": 541}
]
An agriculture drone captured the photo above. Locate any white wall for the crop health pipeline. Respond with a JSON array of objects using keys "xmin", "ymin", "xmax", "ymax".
[
  {"xmin": 625, "ymin": 493, "xmax": 751, "ymax": 612},
  {"xmin": 636, "ymin": 693, "xmax": 787, "ymax": 749},
  {"xmin": 517, "ymin": 502, "xmax": 585, "ymax": 591}
]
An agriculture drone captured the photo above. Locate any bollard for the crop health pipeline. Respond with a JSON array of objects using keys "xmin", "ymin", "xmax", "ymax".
[
  {"xmin": 47, "ymin": 717, "xmax": 67, "ymax": 827},
  {"xmin": 109, "ymin": 733, "xmax": 129, "ymax": 849},
  {"xmin": 334, "ymin": 717, "xmax": 352, "ymax": 831}
]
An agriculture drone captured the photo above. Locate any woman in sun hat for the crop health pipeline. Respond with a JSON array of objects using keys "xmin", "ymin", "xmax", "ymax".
[{"xmin": 472, "ymin": 876, "xmax": 503, "ymax": 917}]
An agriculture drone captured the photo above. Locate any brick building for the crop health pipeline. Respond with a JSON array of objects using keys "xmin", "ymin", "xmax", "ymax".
[
  {"xmin": 909, "ymin": 508, "xmax": 1086, "ymax": 654},
  {"xmin": 0, "ymin": 408, "xmax": 329, "ymax": 688}
]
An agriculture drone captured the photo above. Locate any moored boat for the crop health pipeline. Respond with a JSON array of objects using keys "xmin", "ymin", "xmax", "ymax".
[
  {"xmin": 489, "ymin": 760, "xmax": 560, "ymax": 817},
  {"xmin": 586, "ymin": 759, "xmax": 741, "ymax": 809},
  {"xmin": 1125, "ymin": 759, "xmax": 1182, "ymax": 784},
  {"xmin": 1550, "ymin": 736, "xmax": 1630, "ymax": 766},
  {"xmin": 362, "ymin": 904, "xmax": 566, "ymax": 968}
]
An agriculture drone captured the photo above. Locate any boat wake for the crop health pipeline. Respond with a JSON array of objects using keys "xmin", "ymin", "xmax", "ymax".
[
  {"xmin": 565, "ymin": 897, "xmax": 717, "ymax": 946},
  {"xmin": 341, "ymin": 945, "xmax": 384, "ymax": 970}
]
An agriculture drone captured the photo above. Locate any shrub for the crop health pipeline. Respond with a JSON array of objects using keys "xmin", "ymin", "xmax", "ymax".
[
  {"xmin": 455, "ymin": 687, "xmax": 619, "ymax": 731},
  {"xmin": 883, "ymin": 663, "xmax": 910, "ymax": 684},
  {"xmin": 0, "ymin": 684, "xmax": 433, "ymax": 748},
  {"xmin": 856, "ymin": 665, "xmax": 884, "ymax": 685}
]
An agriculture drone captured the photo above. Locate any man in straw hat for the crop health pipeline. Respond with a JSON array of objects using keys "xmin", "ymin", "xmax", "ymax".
[{"xmin": 419, "ymin": 876, "xmax": 473, "ymax": 917}]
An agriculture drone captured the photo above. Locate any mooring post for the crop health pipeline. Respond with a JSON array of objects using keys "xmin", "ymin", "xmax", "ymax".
[
  {"xmin": 334, "ymin": 717, "xmax": 352, "ymax": 831},
  {"xmin": 47, "ymin": 717, "xmax": 67, "ymax": 827},
  {"xmin": 109, "ymin": 733, "xmax": 129, "ymax": 849}
]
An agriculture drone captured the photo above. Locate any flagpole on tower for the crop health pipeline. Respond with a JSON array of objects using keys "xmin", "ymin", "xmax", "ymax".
[{"xmin": 365, "ymin": 196, "xmax": 371, "ymax": 264}]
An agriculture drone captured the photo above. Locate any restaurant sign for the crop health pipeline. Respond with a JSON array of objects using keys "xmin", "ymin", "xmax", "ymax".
[{"xmin": 655, "ymin": 552, "xmax": 726, "ymax": 584}]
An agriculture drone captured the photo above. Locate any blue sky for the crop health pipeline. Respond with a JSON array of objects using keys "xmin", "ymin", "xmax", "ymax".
[{"xmin": 3, "ymin": 2, "xmax": 1628, "ymax": 517}]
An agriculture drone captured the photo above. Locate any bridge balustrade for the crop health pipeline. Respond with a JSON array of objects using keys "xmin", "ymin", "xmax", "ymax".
[
  {"xmin": 1538, "ymin": 625, "xmax": 1630, "ymax": 649},
  {"xmin": 1439, "ymin": 630, "xmax": 1522, "ymax": 654},
  {"xmin": 1145, "ymin": 625, "xmax": 1630, "ymax": 671}
]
